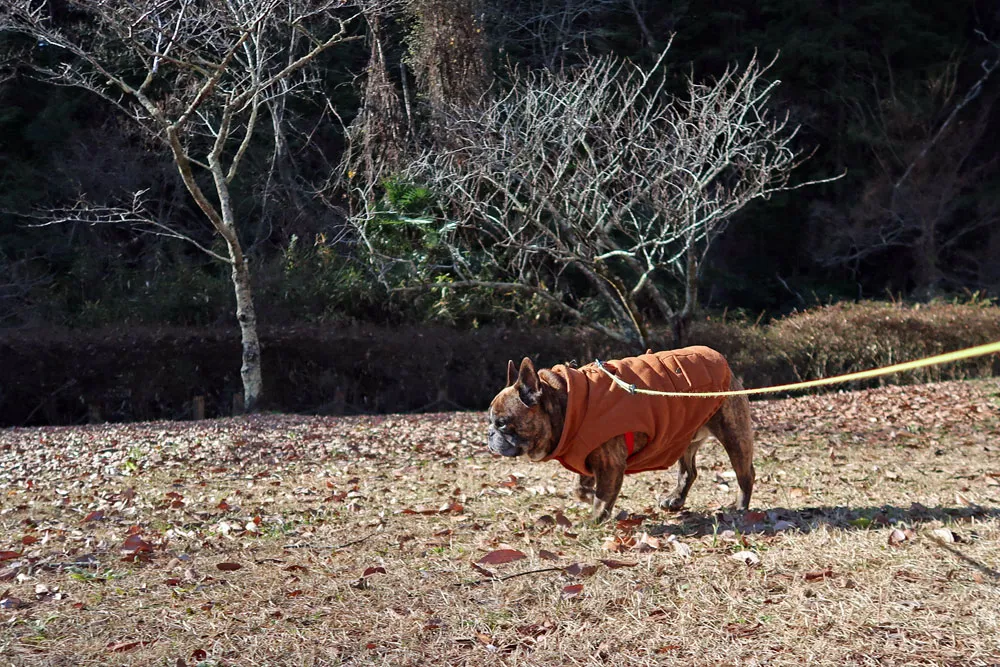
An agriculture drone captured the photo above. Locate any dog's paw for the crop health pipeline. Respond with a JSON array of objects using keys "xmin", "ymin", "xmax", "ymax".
[{"xmin": 659, "ymin": 495, "xmax": 685, "ymax": 511}]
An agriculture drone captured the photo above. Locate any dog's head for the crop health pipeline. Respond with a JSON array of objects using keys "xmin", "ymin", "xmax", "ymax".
[{"xmin": 487, "ymin": 357, "xmax": 559, "ymax": 461}]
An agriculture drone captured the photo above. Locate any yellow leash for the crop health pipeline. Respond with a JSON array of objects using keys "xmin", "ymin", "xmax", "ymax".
[{"xmin": 594, "ymin": 341, "xmax": 1000, "ymax": 398}]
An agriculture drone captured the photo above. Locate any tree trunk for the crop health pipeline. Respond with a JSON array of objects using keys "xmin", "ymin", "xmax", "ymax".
[
  {"xmin": 912, "ymin": 217, "xmax": 941, "ymax": 299},
  {"xmin": 207, "ymin": 149, "xmax": 264, "ymax": 413},
  {"xmin": 584, "ymin": 263, "xmax": 647, "ymax": 350},
  {"xmin": 231, "ymin": 255, "xmax": 263, "ymax": 412},
  {"xmin": 673, "ymin": 240, "xmax": 699, "ymax": 347}
]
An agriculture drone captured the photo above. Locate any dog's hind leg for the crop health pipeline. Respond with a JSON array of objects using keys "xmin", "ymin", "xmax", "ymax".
[{"xmin": 707, "ymin": 382, "xmax": 755, "ymax": 511}]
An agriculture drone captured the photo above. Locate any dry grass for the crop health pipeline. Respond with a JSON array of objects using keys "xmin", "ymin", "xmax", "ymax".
[{"xmin": 2, "ymin": 379, "xmax": 1000, "ymax": 666}]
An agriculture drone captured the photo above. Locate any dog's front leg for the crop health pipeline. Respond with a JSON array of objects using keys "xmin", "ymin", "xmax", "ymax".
[
  {"xmin": 575, "ymin": 474, "xmax": 596, "ymax": 503},
  {"xmin": 586, "ymin": 437, "xmax": 627, "ymax": 523}
]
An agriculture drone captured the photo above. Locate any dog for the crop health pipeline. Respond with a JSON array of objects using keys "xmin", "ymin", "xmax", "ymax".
[{"xmin": 487, "ymin": 346, "xmax": 754, "ymax": 523}]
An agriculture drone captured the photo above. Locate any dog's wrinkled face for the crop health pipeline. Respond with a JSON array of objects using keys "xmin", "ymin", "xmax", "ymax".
[{"xmin": 487, "ymin": 358, "xmax": 555, "ymax": 461}]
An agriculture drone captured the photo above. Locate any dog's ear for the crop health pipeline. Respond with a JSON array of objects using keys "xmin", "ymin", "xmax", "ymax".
[
  {"xmin": 516, "ymin": 357, "xmax": 541, "ymax": 406},
  {"xmin": 506, "ymin": 360, "xmax": 517, "ymax": 387}
]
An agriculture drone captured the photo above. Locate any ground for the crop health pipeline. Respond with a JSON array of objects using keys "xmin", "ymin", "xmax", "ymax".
[{"xmin": 1, "ymin": 378, "xmax": 999, "ymax": 666}]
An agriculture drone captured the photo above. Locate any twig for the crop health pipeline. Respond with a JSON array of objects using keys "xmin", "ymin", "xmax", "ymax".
[
  {"xmin": 454, "ymin": 566, "xmax": 565, "ymax": 587},
  {"xmin": 283, "ymin": 529, "xmax": 380, "ymax": 551}
]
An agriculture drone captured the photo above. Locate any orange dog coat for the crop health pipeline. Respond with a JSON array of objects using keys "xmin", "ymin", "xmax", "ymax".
[{"xmin": 542, "ymin": 346, "xmax": 732, "ymax": 476}]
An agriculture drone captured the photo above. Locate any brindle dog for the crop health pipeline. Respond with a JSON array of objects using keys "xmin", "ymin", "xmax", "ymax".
[{"xmin": 487, "ymin": 357, "xmax": 755, "ymax": 522}]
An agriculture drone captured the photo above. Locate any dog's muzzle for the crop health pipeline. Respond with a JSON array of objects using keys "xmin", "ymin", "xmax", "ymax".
[{"xmin": 487, "ymin": 425, "xmax": 523, "ymax": 457}]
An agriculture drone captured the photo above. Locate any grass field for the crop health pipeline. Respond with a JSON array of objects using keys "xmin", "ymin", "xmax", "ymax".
[{"xmin": 2, "ymin": 378, "xmax": 999, "ymax": 666}]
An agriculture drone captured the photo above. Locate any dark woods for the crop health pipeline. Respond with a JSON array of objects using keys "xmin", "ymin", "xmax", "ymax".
[{"xmin": 0, "ymin": 1, "xmax": 998, "ymax": 423}]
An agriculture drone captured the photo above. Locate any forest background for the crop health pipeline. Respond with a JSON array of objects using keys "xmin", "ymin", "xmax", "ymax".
[{"xmin": 1, "ymin": 0, "xmax": 999, "ymax": 425}]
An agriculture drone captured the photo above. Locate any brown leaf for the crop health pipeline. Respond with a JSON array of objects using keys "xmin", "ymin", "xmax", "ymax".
[
  {"xmin": 554, "ymin": 512, "xmax": 572, "ymax": 529},
  {"xmin": 498, "ymin": 475, "xmax": 519, "ymax": 488},
  {"xmin": 82, "ymin": 510, "xmax": 105, "ymax": 522},
  {"xmin": 362, "ymin": 566, "xmax": 386, "ymax": 577},
  {"xmin": 564, "ymin": 563, "xmax": 599, "ymax": 577},
  {"xmin": 0, "ymin": 551, "xmax": 21, "ymax": 562},
  {"xmin": 615, "ymin": 517, "xmax": 644, "ymax": 531},
  {"xmin": 888, "ymin": 528, "xmax": 915, "ymax": 546},
  {"xmin": 600, "ymin": 559, "xmax": 638, "ymax": 569},
  {"xmin": 216, "ymin": 562, "xmax": 242, "ymax": 571},
  {"xmin": 538, "ymin": 550, "xmax": 560, "ymax": 561},
  {"xmin": 122, "ymin": 534, "xmax": 152, "ymax": 553},
  {"xmin": 561, "ymin": 583, "xmax": 584, "ymax": 599},
  {"xmin": 804, "ymin": 568, "xmax": 834, "ymax": 581},
  {"xmin": 476, "ymin": 549, "xmax": 526, "ymax": 565},
  {"xmin": 20, "ymin": 535, "xmax": 38, "ymax": 546}
]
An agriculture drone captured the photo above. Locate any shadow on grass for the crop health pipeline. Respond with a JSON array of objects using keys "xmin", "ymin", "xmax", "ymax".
[
  {"xmin": 650, "ymin": 502, "xmax": 1000, "ymax": 539},
  {"xmin": 646, "ymin": 503, "xmax": 1000, "ymax": 580}
]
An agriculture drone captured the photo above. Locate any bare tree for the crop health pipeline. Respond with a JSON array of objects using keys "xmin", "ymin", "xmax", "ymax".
[
  {"xmin": 358, "ymin": 45, "xmax": 833, "ymax": 348},
  {"xmin": 1, "ymin": 0, "xmax": 383, "ymax": 411},
  {"xmin": 814, "ymin": 38, "xmax": 1000, "ymax": 298},
  {"xmin": 490, "ymin": 0, "xmax": 661, "ymax": 69}
]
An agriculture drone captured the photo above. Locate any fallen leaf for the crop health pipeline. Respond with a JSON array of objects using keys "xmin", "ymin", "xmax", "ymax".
[
  {"xmin": 122, "ymin": 534, "xmax": 152, "ymax": 553},
  {"xmin": 672, "ymin": 541, "xmax": 693, "ymax": 558},
  {"xmin": 216, "ymin": 562, "xmax": 242, "ymax": 571},
  {"xmin": 599, "ymin": 559, "xmax": 638, "ymax": 569},
  {"xmin": 931, "ymin": 528, "xmax": 955, "ymax": 543},
  {"xmin": 362, "ymin": 566, "xmax": 386, "ymax": 577},
  {"xmin": 561, "ymin": 583, "xmax": 583, "ymax": 599},
  {"xmin": 804, "ymin": 568, "xmax": 834, "ymax": 581},
  {"xmin": 0, "ymin": 551, "xmax": 21, "ymax": 562},
  {"xmin": 564, "ymin": 563, "xmax": 599, "ymax": 577},
  {"xmin": 477, "ymin": 549, "xmax": 526, "ymax": 565},
  {"xmin": 888, "ymin": 528, "xmax": 915, "ymax": 546},
  {"xmin": 82, "ymin": 510, "xmax": 105, "ymax": 522},
  {"xmin": 730, "ymin": 550, "xmax": 760, "ymax": 566},
  {"xmin": 21, "ymin": 535, "xmax": 38, "ymax": 546},
  {"xmin": 498, "ymin": 475, "xmax": 519, "ymax": 488},
  {"xmin": 538, "ymin": 550, "xmax": 559, "ymax": 561}
]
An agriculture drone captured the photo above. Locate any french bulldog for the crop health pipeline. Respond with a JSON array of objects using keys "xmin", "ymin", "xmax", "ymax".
[{"xmin": 486, "ymin": 347, "xmax": 755, "ymax": 523}]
